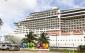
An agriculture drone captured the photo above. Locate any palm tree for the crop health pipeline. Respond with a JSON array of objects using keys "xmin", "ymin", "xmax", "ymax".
[
  {"xmin": 38, "ymin": 32, "xmax": 49, "ymax": 49},
  {"xmin": 22, "ymin": 32, "xmax": 38, "ymax": 48},
  {"xmin": 39, "ymin": 32, "xmax": 49, "ymax": 43},
  {"xmin": 22, "ymin": 31, "xmax": 37, "ymax": 44}
]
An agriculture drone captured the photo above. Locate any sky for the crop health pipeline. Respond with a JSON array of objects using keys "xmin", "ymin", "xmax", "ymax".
[{"xmin": 0, "ymin": 0, "xmax": 85, "ymax": 36}]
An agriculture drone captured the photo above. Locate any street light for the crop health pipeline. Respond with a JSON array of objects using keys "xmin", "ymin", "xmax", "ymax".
[
  {"xmin": 84, "ymin": 36, "xmax": 85, "ymax": 44},
  {"xmin": 0, "ymin": 36, "xmax": 2, "ymax": 41},
  {"xmin": 56, "ymin": 34, "xmax": 57, "ymax": 48},
  {"xmin": 55, "ymin": 8, "xmax": 61, "ymax": 48},
  {"xmin": 58, "ymin": 9, "xmax": 61, "ymax": 48},
  {"xmin": 58, "ymin": 9, "xmax": 61, "ymax": 36},
  {"xmin": 73, "ymin": 43, "xmax": 74, "ymax": 53}
]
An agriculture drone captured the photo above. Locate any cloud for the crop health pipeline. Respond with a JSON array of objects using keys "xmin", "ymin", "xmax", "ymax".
[
  {"xmin": 0, "ymin": 0, "xmax": 38, "ymax": 35},
  {"xmin": 60, "ymin": 0, "xmax": 74, "ymax": 3},
  {"xmin": 0, "ymin": 0, "xmax": 85, "ymax": 36},
  {"xmin": 60, "ymin": 0, "xmax": 80, "ymax": 8}
]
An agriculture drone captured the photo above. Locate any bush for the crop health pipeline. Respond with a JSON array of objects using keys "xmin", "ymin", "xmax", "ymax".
[{"xmin": 78, "ymin": 45, "xmax": 85, "ymax": 53}]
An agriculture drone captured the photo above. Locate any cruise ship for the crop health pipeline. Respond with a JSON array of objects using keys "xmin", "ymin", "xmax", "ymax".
[{"xmin": 15, "ymin": 8, "xmax": 85, "ymax": 48}]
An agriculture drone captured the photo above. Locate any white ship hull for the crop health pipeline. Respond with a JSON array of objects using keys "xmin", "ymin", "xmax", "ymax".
[{"xmin": 49, "ymin": 35, "xmax": 85, "ymax": 48}]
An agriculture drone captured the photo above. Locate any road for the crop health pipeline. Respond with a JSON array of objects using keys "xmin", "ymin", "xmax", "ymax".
[{"xmin": 0, "ymin": 51, "xmax": 62, "ymax": 53}]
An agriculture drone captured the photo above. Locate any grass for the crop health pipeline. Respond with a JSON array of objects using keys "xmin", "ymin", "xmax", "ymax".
[
  {"xmin": 63, "ymin": 50, "xmax": 77, "ymax": 53},
  {"xmin": 50, "ymin": 48, "xmax": 78, "ymax": 53}
]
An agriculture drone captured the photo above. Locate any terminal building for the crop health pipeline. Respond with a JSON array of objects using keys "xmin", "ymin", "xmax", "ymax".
[{"xmin": 15, "ymin": 8, "xmax": 85, "ymax": 48}]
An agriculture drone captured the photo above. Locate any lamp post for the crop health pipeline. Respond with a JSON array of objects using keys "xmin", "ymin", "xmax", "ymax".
[
  {"xmin": 56, "ymin": 8, "xmax": 61, "ymax": 48},
  {"xmin": 73, "ymin": 43, "xmax": 74, "ymax": 53},
  {"xmin": 56, "ymin": 34, "xmax": 57, "ymax": 48},
  {"xmin": 58, "ymin": 9, "xmax": 61, "ymax": 36},
  {"xmin": 84, "ymin": 36, "xmax": 85, "ymax": 44},
  {"xmin": 0, "ymin": 36, "xmax": 2, "ymax": 42},
  {"xmin": 58, "ymin": 9, "xmax": 61, "ymax": 48}
]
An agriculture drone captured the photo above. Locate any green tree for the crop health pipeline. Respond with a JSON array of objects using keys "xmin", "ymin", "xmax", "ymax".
[
  {"xmin": 78, "ymin": 45, "xmax": 85, "ymax": 53},
  {"xmin": 38, "ymin": 32, "xmax": 49, "ymax": 43},
  {"xmin": 0, "ymin": 18, "xmax": 3, "ymax": 26},
  {"xmin": 5, "ymin": 35, "xmax": 21, "ymax": 44},
  {"xmin": 22, "ymin": 32, "xmax": 37, "ymax": 44}
]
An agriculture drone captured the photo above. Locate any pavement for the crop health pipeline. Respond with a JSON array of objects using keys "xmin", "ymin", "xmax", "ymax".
[{"xmin": 0, "ymin": 51, "xmax": 62, "ymax": 53}]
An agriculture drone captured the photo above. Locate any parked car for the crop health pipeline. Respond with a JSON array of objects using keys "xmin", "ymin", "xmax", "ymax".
[
  {"xmin": 0, "ymin": 43, "xmax": 10, "ymax": 50},
  {"xmin": 0, "ymin": 43, "xmax": 20, "ymax": 51},
  {"xmin": 8, "ymin": 44, "xmax": 20, "ymax": 51}
]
